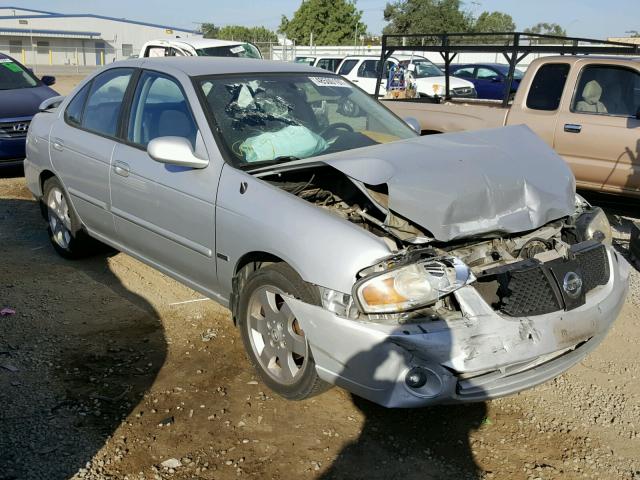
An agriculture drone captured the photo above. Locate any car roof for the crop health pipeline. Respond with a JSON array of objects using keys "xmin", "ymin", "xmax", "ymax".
[{"xmin": 109, "ymin": 57, "xmax": 325, "ymax": 76}]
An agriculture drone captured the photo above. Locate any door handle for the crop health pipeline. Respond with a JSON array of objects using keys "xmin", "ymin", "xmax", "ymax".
[
  {"xmin": 564, "ymin": 124, "xmax": 582, "ymax": 133},
  {"xmin": 352, "ymin": 79, "xmax": 359, "ymax": 83},
  {"xmin": 113, "ymin": 161, "xmax": 130, "ymax": 177},
  {"xmin": 52, "ymin": 138, "xmax": 64, "ymax": 151}
]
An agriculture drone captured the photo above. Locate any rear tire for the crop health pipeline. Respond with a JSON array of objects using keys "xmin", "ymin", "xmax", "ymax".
[
  {"xmin": 237, "ymin": 263, "xmax": 329, "ymax": 400},
  {"xmin": 42, "ymin": 177, "xmax": 98, "ymax": 259}
]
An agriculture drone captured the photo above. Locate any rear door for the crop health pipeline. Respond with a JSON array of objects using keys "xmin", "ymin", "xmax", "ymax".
[
  {"xmin": 49, "ymin": 67, "xmax": 134, "ymax": 242},
  {"xmin": 109, "ymin": 69, "xmax": 218, "ymax": 291},
  {"xmin": 554, "ymin": 63, "xmax": 640, "ymax": 194},
  {"xmin": 474, "ymin": 66, "xmax": 504, "ymax": 100}
]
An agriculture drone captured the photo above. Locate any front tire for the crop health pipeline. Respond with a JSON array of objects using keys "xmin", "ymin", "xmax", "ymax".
[
  {"xmin": 237, "ymin": 263, "xmax": 328, "ymax": 400},
  {"xmin": 42, "ymin": 177, "xmax": 97, "ymax": 259}
]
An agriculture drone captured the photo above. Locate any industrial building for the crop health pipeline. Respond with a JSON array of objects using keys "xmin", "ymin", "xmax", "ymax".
[{"xmin": 0, "ymin": 6, "xmax": 200, "ymax": 71}]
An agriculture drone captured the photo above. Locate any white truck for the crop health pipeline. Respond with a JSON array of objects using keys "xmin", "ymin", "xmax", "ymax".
[{"xmin": 139, "ymin": 38, "xmax": 262, "ymax": 59}]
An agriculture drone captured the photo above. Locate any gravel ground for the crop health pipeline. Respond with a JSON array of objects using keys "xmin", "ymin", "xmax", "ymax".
[{"xmin": 1, "ymin": 173, "xmax": 639, "ymax": 480}]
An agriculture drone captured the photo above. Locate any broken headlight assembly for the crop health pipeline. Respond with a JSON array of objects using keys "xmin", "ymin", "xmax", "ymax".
[
  {"xmin": 575, "ymin": 207, "xmax": 612, "ymax": 245},
  {"xmin": 354, "ymin": 257, "xmax": 475, "ymax": 314}
]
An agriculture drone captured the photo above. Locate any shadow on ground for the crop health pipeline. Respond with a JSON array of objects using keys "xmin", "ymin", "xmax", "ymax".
[
  {"xmin": 319, "ymin": 396, "xmax": 486, "ymax": 479},
  {"xmin": 0, "ymin": 196, "xmax": 167, "ymax": 479}
]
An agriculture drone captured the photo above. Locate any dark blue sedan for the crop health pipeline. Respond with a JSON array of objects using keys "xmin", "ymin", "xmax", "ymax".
[
  {"xmin": 0, "ymin": 53, "xmax": 57, "ymax": 167},
  {"xmin": 451, "ymin": 63, "xmax": 524, "ymax": 100}
]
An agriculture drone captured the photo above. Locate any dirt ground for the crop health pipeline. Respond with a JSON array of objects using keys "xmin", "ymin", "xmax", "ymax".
[{"xmin": 1, "ymin": 167, "xmax": 640, "ymax": 478}]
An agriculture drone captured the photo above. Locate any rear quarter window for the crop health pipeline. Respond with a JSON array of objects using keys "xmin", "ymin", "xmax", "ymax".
[
  {"xmin": 526, "ymin": 63, "xmax": 570, "ymax": 111},
  {"xmin": 64, "ymin": 82, "xmax": 91, "ymax": 126}
]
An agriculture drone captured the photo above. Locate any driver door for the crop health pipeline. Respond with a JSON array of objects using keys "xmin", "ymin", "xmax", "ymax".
[{"xmin": 110, "ymin": 69, "xmax": 218, "ymax": 290}]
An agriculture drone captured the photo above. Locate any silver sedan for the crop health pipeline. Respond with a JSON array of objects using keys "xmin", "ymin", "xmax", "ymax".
[{"xmin": 25, "ymin": 57, "xmax": 629, "ymax": 407}]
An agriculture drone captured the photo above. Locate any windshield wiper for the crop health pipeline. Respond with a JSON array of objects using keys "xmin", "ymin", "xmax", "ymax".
[{"xmin": 240, "ymin": 156, "xmax": 300, "ymax": 171}]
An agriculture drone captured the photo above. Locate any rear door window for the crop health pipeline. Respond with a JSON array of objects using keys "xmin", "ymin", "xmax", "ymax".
[
  {"xmin": 476, "ymin": 67, "xmax": 500, "ymax": 80},
  {"xmin": 453, "ymin": 67, "xmax": 475, "ymax": 78},
  {"xmin": 357, "ymin": 60, "xmax": 379, "ymax": 78},
  {"xmin": 316, "ymin": 58, "xmax": 339, "ymax": 72},
  {"xmin": 81, "ymin": 68, "xmax": 134, "ymax": 137},
  {"xmin": 526, "ymin": 63, "xmax": 570, "ymax": 111},
  {"xmin": 338, "ymin": 59, "xmax": 358, "ymax": 76}
]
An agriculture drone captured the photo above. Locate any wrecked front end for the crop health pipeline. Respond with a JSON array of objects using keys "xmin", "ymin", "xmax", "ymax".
[
  {"xmin": 284, "ymin": 204, "xmax": 629, "ymax": 407},
  {"xmin": 252, "ymin": 128, "xmax": 629, "ymax": 407}
]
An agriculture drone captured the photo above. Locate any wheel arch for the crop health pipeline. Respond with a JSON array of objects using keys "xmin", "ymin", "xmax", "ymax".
[
  {"xmin": 38, "ymin": 170, "xmax": 57, "ymax": 219},
  {"xmin": 230, "ymin": 251, "xmax": 302, "ymax": 326}
]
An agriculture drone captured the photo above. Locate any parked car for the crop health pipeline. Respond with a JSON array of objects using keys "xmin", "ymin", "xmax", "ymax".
[
  {"xmin": 139, "ymin": 38, "xmax": 262, "ymax": 59},
  {"xmin": 451, "ymin": 63, "xmax": 525, "ymax": 100},
  {"xmin": 385, "ymin": 56, "xmax": 640, "ymax": 197},
  {"xmin": 25, "ymin": 57, "xmax": 628, "ymax": 407},
  {"xmin": 0, "ymin": 53, "xmax": 57, "ymax": 167},
  {"xmin": 337, "ymin": 55, "xmax": 477, "ymax": 98},
  {"xmin": 294, "ymin": 56, "xmax": 343, "ymax": 72}
]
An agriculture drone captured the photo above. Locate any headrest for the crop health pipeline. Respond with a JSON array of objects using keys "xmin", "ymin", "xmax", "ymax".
[{"xmin": 582, "ymin": 80, "xmax": 602, "ymax": 105}]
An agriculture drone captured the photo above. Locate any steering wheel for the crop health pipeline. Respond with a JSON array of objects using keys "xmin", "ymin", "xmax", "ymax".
[{"xmin": 320, "ymin": 122, "xmax": 354, "ymax": 140}]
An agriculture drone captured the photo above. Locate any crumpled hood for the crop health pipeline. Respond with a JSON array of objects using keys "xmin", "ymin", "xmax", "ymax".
[
  {"xmin": 0, "ymin": 85, "xmax": 57, "ymax": 119},
  {"xmin": 320, "ymin": 125, "xmax": 575, "ymax": 241}
]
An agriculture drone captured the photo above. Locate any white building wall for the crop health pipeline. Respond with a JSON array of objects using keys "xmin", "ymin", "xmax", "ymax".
[{"xmin": 0, "ymin": 14, "xmax": 200, "ymax": 68}]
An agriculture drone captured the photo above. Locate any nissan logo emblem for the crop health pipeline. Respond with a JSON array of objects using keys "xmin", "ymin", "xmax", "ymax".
[
  {"xmin": 12, "ymin": 123, "xmax": 28, "ymax": 132},
  {"xmin": 563, "ymin": 271, "xmax": 583, "ymax": 298}
]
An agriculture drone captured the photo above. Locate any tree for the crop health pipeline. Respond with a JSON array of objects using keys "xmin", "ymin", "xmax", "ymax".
[
  {"xmin": 200, "ymin": 23, "xmax": 220, "ymax": 38},
  {"xmin": 383, "ymin": 0, "xmax": 472, "ymax": 35},
  {"xmin": 279, "ymin": 0, "xmax": 367, "ymax": 45},
  {"xmin": 473, "ymin": 11, "xmax": 515, "ymax": 33},
  {"xmin": 524, "ymin": 22, "xmax": 567, "ymax": 37},
  {"xmin": 201, "ymin": 24, "xmax": 278, "ymax": 43}
]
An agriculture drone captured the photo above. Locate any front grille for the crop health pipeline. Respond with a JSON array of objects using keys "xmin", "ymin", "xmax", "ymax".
[
  {"xmin": 475, "ymin": 243, "xmax": 610, "ymax": 317},
  {"xmin": 452, "ymin": 87, "xmax": 476, "ymax": 97},
  {"xmin": 575, "ymin": 244, "xmax": 610, "ymax": 291},
  {"xmin": 499, "ymin": 262, "xmax": 561, "ymax": 316},
  {"xmin": 0, "ymin": 120, "xmax": 30, "ymax": 138}
]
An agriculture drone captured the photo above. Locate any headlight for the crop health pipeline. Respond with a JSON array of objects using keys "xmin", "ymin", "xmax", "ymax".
[
  {"xmin": 576, "ymin": 207, "xmax": 612, "ymax": 245},
  {"xmin": 355, "ymin": 257, "xmax": 474, "ymax": 314}
]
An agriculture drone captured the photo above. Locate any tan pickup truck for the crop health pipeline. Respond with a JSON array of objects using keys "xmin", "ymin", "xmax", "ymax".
[{"xmin": 384, "ymin": 56, "xmax": 640, "ymax": 197}]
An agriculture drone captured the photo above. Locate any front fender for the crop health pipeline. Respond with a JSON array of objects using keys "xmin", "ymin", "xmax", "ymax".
[{"xmin": 215, "ymin": 164, "xmax": 392, "ymax": 297}]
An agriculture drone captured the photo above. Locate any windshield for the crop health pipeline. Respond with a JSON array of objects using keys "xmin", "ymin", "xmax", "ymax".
[
  {"xmin": 196, "ymin": 43, "xmax": 262, "ymax": 59},
  {"xmin": 198, "ymin": 73, "xmax": 416, "ymax": 168},
  {"xmin": 409, "ymin": 59, "xmax": 444, "ymax": 78},
  {"xmin": 0, "ymin": 58, "xmax": 38, "ymax": 90}
]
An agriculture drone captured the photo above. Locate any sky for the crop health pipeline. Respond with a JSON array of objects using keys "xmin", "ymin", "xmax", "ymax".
[{"xmin": 12, "ymin": 0, "xmax": 640, "ymax": 39}]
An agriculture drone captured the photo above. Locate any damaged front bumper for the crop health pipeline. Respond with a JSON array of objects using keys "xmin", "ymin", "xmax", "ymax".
[{"xmin": 285, "ymin": 247, "xmax": 629, "ymax": 408}]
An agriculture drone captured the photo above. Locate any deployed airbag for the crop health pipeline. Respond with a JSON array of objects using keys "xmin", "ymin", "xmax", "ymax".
[{"xmin": 240, "ymin": 125, "xmax": 328, "ymax": 162}]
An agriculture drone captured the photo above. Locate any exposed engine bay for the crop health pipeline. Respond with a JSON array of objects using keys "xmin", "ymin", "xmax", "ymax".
[{"xmin": 260, "ymin": 165, "xmax": 611, "ymax": 322}]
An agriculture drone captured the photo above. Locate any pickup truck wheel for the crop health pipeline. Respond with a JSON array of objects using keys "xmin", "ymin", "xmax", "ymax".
[
  {"xmin": 43, "ymin": 177, "xmax": 96, "ymax": 259},
  {"xmin": 238, "ymin": 263, "xmax": 328, "ymax": 400}
]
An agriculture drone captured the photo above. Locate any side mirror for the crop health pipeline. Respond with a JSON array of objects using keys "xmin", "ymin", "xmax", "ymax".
[
  {"xmin": 404, "ymin": 117, "xmax": 421, "ymax": 134},
  {"xmin": 491, "ymin": 77, "xmax": 502, "ymax": 83},
  {"xmin": 41, "ymin": 75, "xmax": 56, "ymax": 86},
  {"xmin": 38, "ymin": 95, "xmax": 65, "ymax": 112},
  {"xmin": 147, "ymin": 136, "xmax": 209, "ymax": 169}
]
